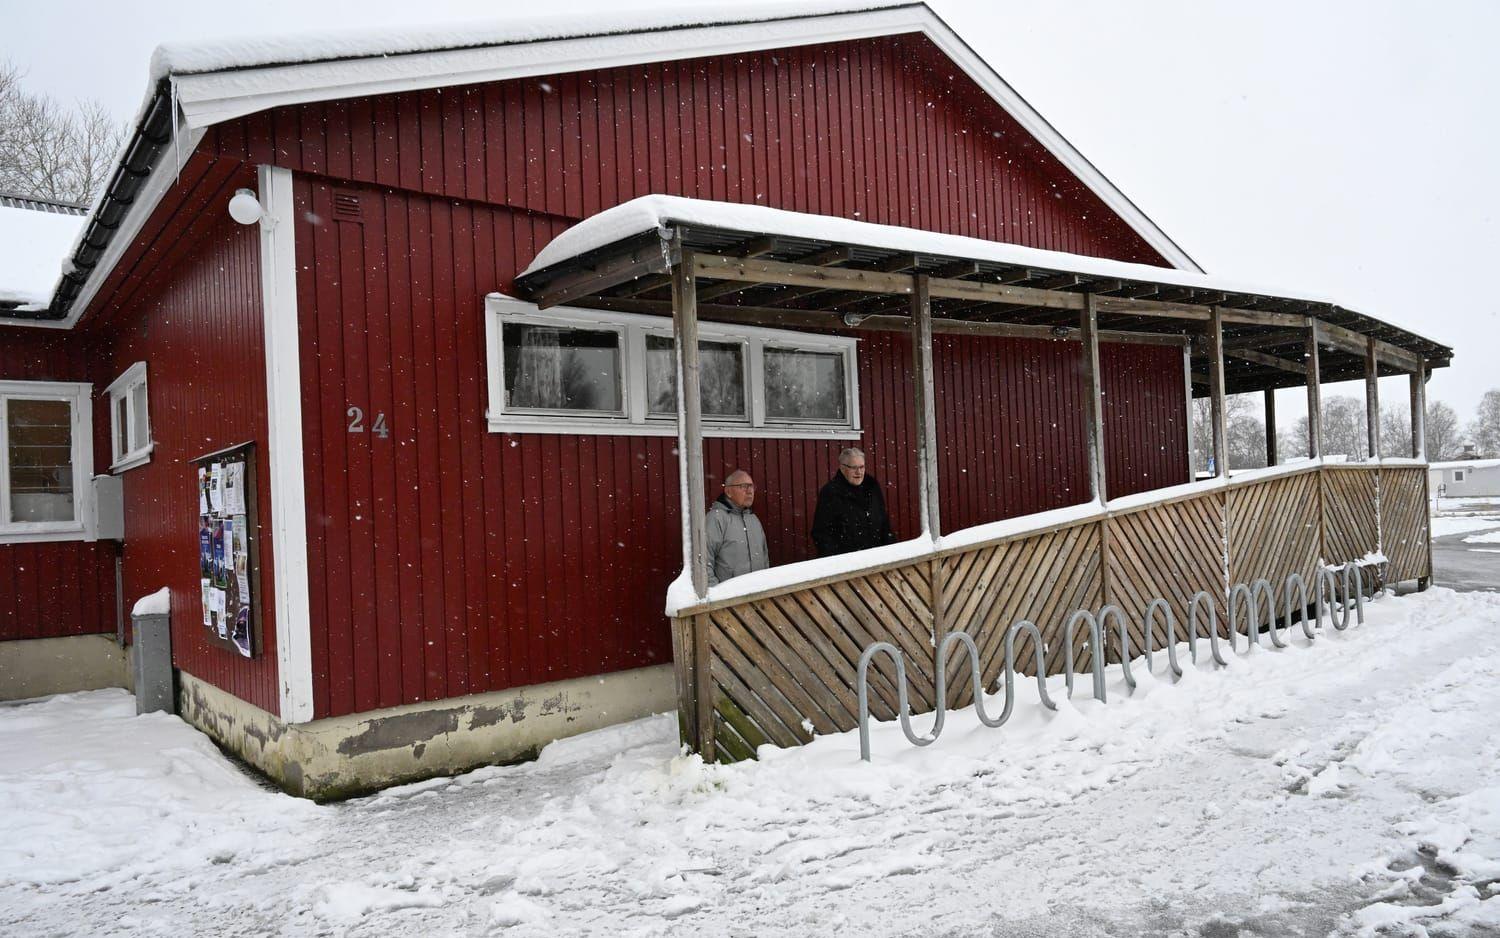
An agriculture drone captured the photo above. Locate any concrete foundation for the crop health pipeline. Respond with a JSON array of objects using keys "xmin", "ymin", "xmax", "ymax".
[
  {"xmin": 0, "ymin": 634, "xmax": 132, "ymax": 701},
  {"xmin": 178, "ymin": 664, "xmax": 676, "ymax": 800}
]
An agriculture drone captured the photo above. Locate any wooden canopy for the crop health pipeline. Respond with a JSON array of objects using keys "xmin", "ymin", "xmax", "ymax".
[{"xmin": 513, "ymin": 219, "xmax": 1451, "ymax": 397}]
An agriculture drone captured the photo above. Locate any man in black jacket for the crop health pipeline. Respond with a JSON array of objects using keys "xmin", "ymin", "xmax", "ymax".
[{"xmin": 811, "ymin": 447, "xmax": 895, "ymax": 557}]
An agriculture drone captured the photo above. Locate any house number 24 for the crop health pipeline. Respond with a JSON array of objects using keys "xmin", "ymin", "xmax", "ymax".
[{"xmin": 346, "ymin": 406, "xmax": 390, "ymax": 438}]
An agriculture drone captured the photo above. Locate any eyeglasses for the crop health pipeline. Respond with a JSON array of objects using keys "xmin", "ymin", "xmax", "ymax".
[
  {"xmin": 725, "ymin": 482, "xmax": 755, "ymax": 489},
  {"xmin": 840, "ymin": 463, "xmax": 866, "ymax": 471}
]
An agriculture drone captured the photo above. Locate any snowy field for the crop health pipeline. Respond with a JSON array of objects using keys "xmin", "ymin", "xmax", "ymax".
[
  {"xmin": 1431, "ymin": 496, "xmax": 1500, "ymax": 539},
  {"xmin": 5, "ymin": 589, "xmax": 1500, "ymax": 937}
]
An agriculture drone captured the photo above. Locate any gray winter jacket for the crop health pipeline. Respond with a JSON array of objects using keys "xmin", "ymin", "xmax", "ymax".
[{"xmin": 706, "ymin": 495, "xmax": 770, "ymax": 586}]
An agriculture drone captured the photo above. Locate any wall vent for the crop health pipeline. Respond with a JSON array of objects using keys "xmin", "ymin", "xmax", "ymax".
[{"xmin": 332, "ymin": 190, "xmax": 362, "ymax": 223}]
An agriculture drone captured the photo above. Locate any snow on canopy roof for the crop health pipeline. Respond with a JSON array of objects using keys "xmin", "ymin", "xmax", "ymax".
[
  {"xmin": 149, "ymin": 1, "xmax": 898, "ymax": 78},
  {"xmin": 522, "ymin": 194, "xmax": 1425, "ymax": 331},
  {"xmin": 0, "ymin": 203, "xmax": 86, "ymax": 309}
]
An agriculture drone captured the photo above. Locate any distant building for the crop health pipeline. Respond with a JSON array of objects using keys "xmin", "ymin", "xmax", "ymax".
[{"xmin": 1430, "ymin": 459, "xmax": 1500, "ymax": 499}]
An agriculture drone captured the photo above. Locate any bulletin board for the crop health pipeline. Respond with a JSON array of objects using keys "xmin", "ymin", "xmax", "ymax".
[{"xmin": 192, "ymin": 442, "xmax": 261, "ymax": 659}]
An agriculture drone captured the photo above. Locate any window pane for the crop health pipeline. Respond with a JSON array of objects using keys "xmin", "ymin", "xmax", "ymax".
[
  {"xmin": 764, "ymin": 348, "xmax": 848, "ymax": 422},
  {"xmin": 115, "ymin": 395, "xmax": 130, "ymax": 459},
  {"xmin": 502, "ymin": 323, "xmax": 622, "ymax": 413},
  {"xmin": 645, "ymin": 336, "xmax": 747, "ymax": 418},
  {"xmin": 130, "ymin": 381, "xmax": 149, "ymax": 450},
  {"xmin": 7, "ymin": 398, "xmax": 74, "ymax": 523}
]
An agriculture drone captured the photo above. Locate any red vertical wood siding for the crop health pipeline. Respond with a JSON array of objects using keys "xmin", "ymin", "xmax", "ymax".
[
  {"xmin": 91, "ymin": 206, "xmax": 281, "ymax": 714},
  {"xmin": 1101, "ymin": 343, "xmax": 1192, "ymax": 500},
  {"xmin": 0, "ymin": 326, "xmax": 116, "ymax": 642},
  {"xmin": 203, "ymin": 33, "xmax": 1186, "ymax": 718}
]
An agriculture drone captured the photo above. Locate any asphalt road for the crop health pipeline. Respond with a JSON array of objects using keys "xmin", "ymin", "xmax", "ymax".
[{"xmin": 1432, "ymin": 527, "xmax": 1500, "ymax": 592}]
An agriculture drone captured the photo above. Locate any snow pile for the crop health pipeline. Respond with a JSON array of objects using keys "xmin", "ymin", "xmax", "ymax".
[
  {"xmin": 1463, "ymin": 529, "xmax": 1500, "ymax": 545},
  {"xmin": 1433, "ymin": 515, "xmax": 1500, "ymax": 538},
  {"xmin": 0, "ymin": 203, "xmax": 86, "ymax": 308},
  {"xmin": 0, "ymin": 690, "xmax": 323, "ymax": 893},
  {"xmin": 131, "ymin": 586, "xmax": 171, "ymax": 617}
]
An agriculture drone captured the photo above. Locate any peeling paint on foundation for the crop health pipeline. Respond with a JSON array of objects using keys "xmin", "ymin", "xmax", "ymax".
[{"xmin": 336, "ymin": 708, "xmax": 462, "ymax": 756}]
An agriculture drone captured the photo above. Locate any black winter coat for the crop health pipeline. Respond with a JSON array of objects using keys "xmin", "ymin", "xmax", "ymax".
[{"xmin": 811, "ymin": 472, "xmax": 895, "ymax": 557}]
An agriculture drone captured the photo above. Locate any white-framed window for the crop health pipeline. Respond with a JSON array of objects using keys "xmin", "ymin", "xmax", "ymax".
[
  {"xmin": 484, "ymin": 296, "xmax": 861, "ymax": 439},
  {"xmin": 1453, "ymin": 469, "xmax": 1466, "ymax": 483},
  {"xmin": 0, "ymin": 380, "xmax": 94, "ymax": 543},
  {"xmin": 105, "ymin": 362, "xmax": 153, "ymax": 472}
]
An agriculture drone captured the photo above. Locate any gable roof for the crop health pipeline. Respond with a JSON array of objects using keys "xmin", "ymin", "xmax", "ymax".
[{"xmin": 18, "ymin": 2, "xmax": 1200, "ymax": 330}]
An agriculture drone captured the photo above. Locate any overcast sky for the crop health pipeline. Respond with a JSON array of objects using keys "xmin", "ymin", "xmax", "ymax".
[{"xmin": 6, "ymin": 0, "xmax": 1497, "ymax": 426}]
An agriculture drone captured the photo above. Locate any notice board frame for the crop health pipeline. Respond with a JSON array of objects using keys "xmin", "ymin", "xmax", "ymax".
[{"xmin": 191, "ymin": 440, "xmax": 262, "ymax": 658}]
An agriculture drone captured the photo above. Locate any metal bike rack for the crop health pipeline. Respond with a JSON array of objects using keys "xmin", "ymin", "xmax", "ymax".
[{"xmin": 856, "ymin": 557, "xmax": 1385, "ymax": 762}]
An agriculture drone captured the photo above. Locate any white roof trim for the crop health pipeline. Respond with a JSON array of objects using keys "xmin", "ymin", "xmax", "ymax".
[{"xmin": 169, "ymin": 4, "xmax": 1199, "ymax": 272}]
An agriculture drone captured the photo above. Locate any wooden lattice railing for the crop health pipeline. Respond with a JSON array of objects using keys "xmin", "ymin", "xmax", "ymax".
[{"xmin": 670, "ymin": 463, "xmax": 1431, "ymax": 762}]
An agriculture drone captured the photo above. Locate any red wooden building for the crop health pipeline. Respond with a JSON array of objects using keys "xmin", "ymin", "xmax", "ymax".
[{"xmin": 0, "ymin": 4, "xmax": 1448, "ymax": 796}]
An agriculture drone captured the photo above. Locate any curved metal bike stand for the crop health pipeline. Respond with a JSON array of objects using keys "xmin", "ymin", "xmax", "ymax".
[{"xmin": 855, "ymin": 558, "xmax": 1386, "ymax": 762}]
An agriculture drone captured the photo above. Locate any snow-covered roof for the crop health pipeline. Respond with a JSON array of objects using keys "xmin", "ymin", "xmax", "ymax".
[
  {"xmin": 0, "ymin": 202, "xmax": 87, "ymax": 309},
  {"xmin": 1431, "ymin": 458, "xmax": 1500, "ymax": 471},
  {"xmin": 22, "ymin": 2, "xmax": 1202, "ymax": 329},
  {"xmin": 150, "ymin": 1, "xmax": 889, "ymax": 78},
  {"xmin": 520, "ymin": 194, "xmax": 1444, "ymax": 350}
]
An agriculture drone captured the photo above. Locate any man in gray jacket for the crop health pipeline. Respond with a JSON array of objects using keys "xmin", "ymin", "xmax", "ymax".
[{"xmin": 707, "ymin": 469, "xmax": 770, "ymax": 586}]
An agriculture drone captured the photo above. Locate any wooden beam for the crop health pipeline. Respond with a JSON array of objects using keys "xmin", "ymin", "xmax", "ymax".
[
  {"xmin": 1093, "ymin": 296, "xmax": 1211, "ymax": 321},
  {"xmin": 1265, "ymin": 389, "xmax": 1278, "ymax": 467},
  {"xmin": 671, "ymin": 251, "xmax": 709, "ymax": 599},
  {"xmin": 1411, "ymin": 365, "xmax": 1427, "ymax": 460},
  {"xmin": 1209, "ymin": 306, "xmax": 1228, "ymax": 477},
  {"xmin": 530, "ymin": 236, "xmax": 676, "ymax": 309},
  {"xmin": 1218, "ymin": 308, "xmax": 1307, "ymax": 328},
  {"xmin": 1224, "ymin": 328, "xmax": 1306, "ymax": 351},
  {"xmin": 1306, "ymin": 322, "xmax": 1323, "ymax": 459},
  {"xmin": 1082, "ymin": 293, "xmax": 1107, "ymax": 500},
  {"xmin": 1319, "ymin": 320, "xmax": 1424, "ymax": 372},
  {"xmin": 586, "ymin": 297, "xmax": 1188, "ymax": 346},
  {"xmin": 1366, "ymin": 336, "xmax": 1381, "ymax": 460},
  {"xmin": 1226, "ymin": 346, "xmax": 1306, "ymax": 374},
  {"xmin": 912, "ymin": 275, "xmax": 941, "ymax": 538},
  {"xmin": 693, "ymin": 253, "xmax": 914, "ymax": 295}
]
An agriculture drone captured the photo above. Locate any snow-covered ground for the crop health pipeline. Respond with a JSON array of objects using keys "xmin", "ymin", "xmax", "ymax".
[
  {"xmin": 5, "ymin": 589, "xmax": 1500, "ymax": 937},
  {"xmin": 1431, "ymin": 496, "xmax": 1500, "ymax": 539}
]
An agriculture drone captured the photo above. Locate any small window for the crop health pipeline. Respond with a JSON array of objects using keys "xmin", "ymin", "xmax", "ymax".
[
  {"xmin": 0, "ymin": 380, "xmax": 92, "ymax": 541},
  {"xmin": 105, "ymin": 362, "xmax": 152, "ymax": 472},
  {"xmin": 484, "ymin": 298, "xmax": 860, "ymax": 439},
  {"xmin": 764, "ymin": 347, "xmax": 849, "ymax": 423},
  {"xmin": 1453, "ymin": 469, "xmax": 1466, "ymax": 483},
  {"xmin": 645, "ymin": 336, "xmax": 748, "ymax": 420},
  {"xmin": 502, "ymin": 322, "xmax": 623, "ymax": 414}
]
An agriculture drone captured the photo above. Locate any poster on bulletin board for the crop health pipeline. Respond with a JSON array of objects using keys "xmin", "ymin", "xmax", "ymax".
[{"xmin": 192, "ymin": 442, "xmax": 260, "ymax": 659}]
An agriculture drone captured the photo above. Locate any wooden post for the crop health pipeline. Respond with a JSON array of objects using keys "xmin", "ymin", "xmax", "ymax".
[
  {"xmin": 1264, "ymin": 388, "xmax": 1278, "ymax": 467},
  {"xmin": 671, "ymin": 251, "xmax": 709, "ymax": 599},
  {"xmin": 911, "ymin": 274, "xmax": 941, "ymax": 538},
  {"xmin": 1366, "ymin": 337, "xmax": 1381, "ymax": 460},
  {"xmin": 1208, "ymin": 306, "xmax": 1228, "ymax": 477},
  {"xmin": 693, "ymin": 616, "xmax": 715, "ymax": 762},
  {"xmin": 1305, "ymin": 320, "xmax": 1322, "ymax": 459},
  {"xmin": 1182, "ymin": 344, "xmax": 1195, "ymax": 478},
  {"xmin": 1410, "ymin": 365, "xmax": 1427, "ymax": 460},
  {"xmin": 1081, "ymin": 292, "xmax": 1108, "ymax": 500}
]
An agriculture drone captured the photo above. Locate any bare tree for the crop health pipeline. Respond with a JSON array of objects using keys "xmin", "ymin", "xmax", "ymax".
[
  {"xmin": 0, "ymin": 60, "xmax": 126, "ymax": 204},
  {"xmin": 1276, "ymin": 394, "xmax": 1370, "ymax": 462},
  {"xmin": 1380, "ymin": 408, "xmax": 1410, "ymax": 458},
  {"xmin": 1425, "ymin": 400, "xmax": 1462, "ymax": 461},
  {"xmin": 1469, "ymin": 389, "xmax": 1500, "ymax": 458},
  {"xmin": 1190, "ymin": 393, "xmax": 1266, "ymax": 472}
]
